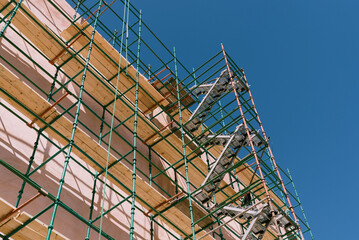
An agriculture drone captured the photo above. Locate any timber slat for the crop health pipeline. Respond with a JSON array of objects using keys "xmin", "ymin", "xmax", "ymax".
[
  {"xmin": 0, "ymin": 63, "xmax": 213, "ymax": 239},
  {"xmin": 0, "ymin": 198, "xmax": 67, "ymax": 240}
]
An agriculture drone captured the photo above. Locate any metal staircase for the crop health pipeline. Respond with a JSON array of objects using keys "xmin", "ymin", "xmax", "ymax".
[
  {"xmin": 194, "ymin": 124, "xmax": 263, "ymax": 205},
  {"xmin": 213, "ymin": 202, "xmax": 294, "ymax": 240},
  {"xmin": 188, "ymin": 69, "xmax": 297, "ymax": 240},
  {"xmin": 186, "ymin": 69, "xmax": 246, "ymax": 132}
]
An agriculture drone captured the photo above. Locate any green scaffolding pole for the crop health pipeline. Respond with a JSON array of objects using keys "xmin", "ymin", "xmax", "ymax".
[
  {"xmin": 173, "ymin": 47, "xmax": 196, "ymax": 239},
  {"xmin": 0, "ymin": 0, "xmax": 23, "ymax": 37},
  {"xmin": 46, "ymin": 1, "xmax": 105, "ymax": 239},
  {"xmin": 85, "ymin": 173, "xmax": 98, "ymax": 240},
  {"xmin": 129, "ymin": 8, "xmax": 142, "ymax": 240},
  {"xmin": 97, "ymin": 0, "xmax": 130, "ymax": 238},
  {"xmin": 287, "ymin": 169, "xmax": 314, "ymax": 240},
  {"xmin": 15, "ymin": 131, "xmax": 41, "ymax": 208}
]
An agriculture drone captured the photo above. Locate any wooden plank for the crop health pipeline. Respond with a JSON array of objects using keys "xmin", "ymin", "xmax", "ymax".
[
  {"xmin": 0, "ymin": 198, "xmax": 67, "ymax": 240},
  {"xmin": 0, "ymin": 1, "xmax": 114, "ymax": 107},
  {"xmin": 0, "ymin": 0, "xmax": 167, "ymax": 114},
  {"xmin": 0, "ymin": 198, "xmax": 14, "ymax": 220},
  {"xmin": 152, "ymin": 76, "xmax": 196, "ymax": 112},
  {"xmin": 1, "ymin": 217, "xmax": 45, "ymax": 239},
  {"xmin": 60, "ymin": 22, "xmax": 169, "ymax": 113},
  {"xmin": 0, "ymin": 63, "xmax": 214, "ymax": 239}
]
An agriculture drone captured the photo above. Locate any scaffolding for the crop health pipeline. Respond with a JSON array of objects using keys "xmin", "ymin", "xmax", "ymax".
[{"xmin": 0, "ymin": 0, "xmax": 313, "ymax": 239}]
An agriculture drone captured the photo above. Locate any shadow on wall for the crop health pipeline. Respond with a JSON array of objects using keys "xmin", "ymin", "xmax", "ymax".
[{"xmin": 0, "ymin": 124, "xmax": 138, "ymax": 239}]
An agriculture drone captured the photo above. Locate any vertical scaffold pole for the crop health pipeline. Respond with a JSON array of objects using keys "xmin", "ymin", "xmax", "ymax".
[
  {"xmin": 85, "ymin": 173, "xmax": 98, "ymax": 240},
  {"xmin": 147, "ymin": 61, "xmax": 154, "ymax": 240},
  {"xmin": 268, "ymin": 152, "xmax": 286, "ymax": 203},
  {"xmin": 98, "ymin": 0, "xmax": 129, "ymax": 238},
  {"xmin": 73, "ymin": 0, "xmax": 83, "ymax": 22},
  {"xmin": 0, "ymin": 0, "xmax": 23, "ymax": 37},
  {"xmin": 221, "ymin": 43, "xmax": 282, "ymax": 237},
  {"xmin": 46, "ymin": 1, "xmax": 104, "ymax": 239},
  {"xmin": 148, "ymin": 147, "xmax": 154, "ymax": 240},
  {"xmin": 17, "ymin": 61, "xmax": 61, "ymax": 207},
  {"xmin": 288, "ymin": 169, "xmax": 313, "ymax": 240},
  {"xmin": 47, "ymin": 67, "xmax": 60, "ymax": 101},
  {"xmin": 87, "ymin": 26, "xmax": 117, "ymax": 239},
  {"xmin": 241, "ymin": 69, "xmax": 304, "ymax": 239},
  {"xmin": 174, "ymin": 47, "xmax": 196, "ymax": 239},
  {"xmin": 194, "ymin": 68, "xmax": 224, "ymax": 239},
  {"xmin": 15, "ymin": 131, "xmax": 41, "ymax": 207},
  {"xmin": 129, "ymin": 9, "xmax": 142, "ymax": 240}
]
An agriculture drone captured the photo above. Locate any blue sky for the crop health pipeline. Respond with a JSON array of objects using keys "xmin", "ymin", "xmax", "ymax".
[{"xmin": 133, "ymin": 0, "xmax": 359, "ymax": 239}]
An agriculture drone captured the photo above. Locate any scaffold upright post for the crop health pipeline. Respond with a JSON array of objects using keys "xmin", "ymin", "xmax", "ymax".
[
  {"xmin": 46, "ymin": 1, "xmax": 105, "ymax": 239},
  {"xmin": 221, "ymin": 43, "xmax": 282, "ymax": 238}
]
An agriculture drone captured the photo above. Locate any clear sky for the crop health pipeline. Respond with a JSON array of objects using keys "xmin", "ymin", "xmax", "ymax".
[{"xmin": 133, "ymin": 0, "xmax": 359, "ymax": 239}]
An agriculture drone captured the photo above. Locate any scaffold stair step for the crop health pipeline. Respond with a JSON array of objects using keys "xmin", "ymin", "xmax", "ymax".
[
  {"xmin": 186, "ymin": 70, "xmax": 246, "ymax": 132},
  {"xmin": 214, "ymin": 204, "xmax": 273, "ymax": 240}
]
